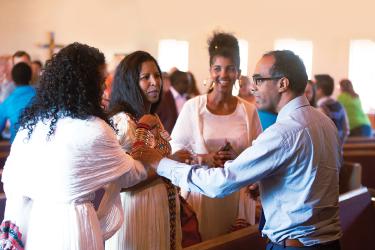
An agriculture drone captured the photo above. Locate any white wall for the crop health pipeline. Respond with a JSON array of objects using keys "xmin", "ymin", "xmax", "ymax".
[{"xmin": 1, "ymin": 0, "xmax": 375, "ymax": 93}]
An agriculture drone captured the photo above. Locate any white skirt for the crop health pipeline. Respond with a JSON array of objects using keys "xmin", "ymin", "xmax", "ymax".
[
  {"xmin": 185, "ymin": 187, "xmax": 255, "ymax": 241},
  {"xmin": 105, "ymin": 178, "xmax": 182, "ymax": 250}
]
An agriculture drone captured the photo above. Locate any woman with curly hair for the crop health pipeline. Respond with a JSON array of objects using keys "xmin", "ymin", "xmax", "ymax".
[
  {"xmin": 170, "ymin": 32, "xmax": 262, "ymax": 240},
  {"xmin": 101, "ymin": 50, "xmax": 182, "ymax": 250},
  {"xmin": 0, "ymin": 43, "xmax": 148, "ymax": 250}
]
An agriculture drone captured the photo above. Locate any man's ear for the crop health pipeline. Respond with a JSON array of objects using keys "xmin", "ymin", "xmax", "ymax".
[{"xmin": 278, "ymin": 77, "xmax": 289, "ymax": 93}]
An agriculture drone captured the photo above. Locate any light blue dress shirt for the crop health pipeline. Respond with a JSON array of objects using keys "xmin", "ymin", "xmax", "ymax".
[{"xmin": 157, "ymin": 96, "xmax": 342, "ymax": 246}]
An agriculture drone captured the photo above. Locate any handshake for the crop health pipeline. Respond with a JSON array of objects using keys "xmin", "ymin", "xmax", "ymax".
[{"xmin": 131, "ymin": 146, "xmax": 163, "ymax": 170}]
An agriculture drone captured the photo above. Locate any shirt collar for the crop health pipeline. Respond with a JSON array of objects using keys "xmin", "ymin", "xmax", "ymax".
[
  {"xmin": 277, "ymin": 95, "xmax": 310, "ymax": 122},
  {"xmin": 316, "ymin": 96, "xmax": 330, "ymax": 107}
]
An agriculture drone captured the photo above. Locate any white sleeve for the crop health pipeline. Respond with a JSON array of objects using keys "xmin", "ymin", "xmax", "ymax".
[
  {"xmin": 170, "ymin": 100, "xmax": 195, "ymax": 153},
  {"xmin": 111, "ymin": 112, "xmax": 136, "ymax": 152}
]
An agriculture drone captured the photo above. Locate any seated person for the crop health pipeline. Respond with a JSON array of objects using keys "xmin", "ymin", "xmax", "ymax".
[
  {"xmin": 315, "ymin": 74, "xmax": 349, "ymax": 146},
  {"xmin": 0, "ymin": 62, "xmax": 36, "ymax": 142}
]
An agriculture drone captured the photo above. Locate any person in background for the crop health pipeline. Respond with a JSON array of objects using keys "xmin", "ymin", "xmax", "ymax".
[
  {"xmin": 238, "ymin": 75, "xmax": 255, "ymax": 104},
  {"xmin": 338, "ymin": 79, "xmax": 372, "ymax": 137},
  {"xmin": 0, "ymin": 56, "xmax": 10, "ymax": 86},
  {"xmin": 0, "ymin": 51, "xmax": 31, "ymax": 103},
  {"xmin": 162, "ymin": 72, "xmax": 171, "ymax": 93},
  {"xmin": 138, "ymin": 50, "xmax": 342, "ymax": 250},
  {"xmin": 102, "ymin": 50, "xmax": 182, "ymax": 250},
  {"xmin": 238, "ymin": 75, "xmax": 277, "ymax": 130},
  {"xmin": 169, "ymin": 32, "xmax": 262, "ymax": 240},
  {"xmin": 31, "ymin": 60, "xmax": 43, "ymax": 86},
  {"xmin": 187, "ymin": 71, "xmax": 200, "ymax": 98},
  {"xmin": 0, "ymin": 62, "xmax": 36, "ymax": 142},
  {"xmin": 156, "ymin": 70, "xmax": 189, "ymax": 133},
  {"xmin": 1, "ymin": 43, "xmax": 149, "ymax": 250},
  {"xmin": 304, "ymin": 80, "xmax": 316, "ymax": 107},
  {"xmin": 315, "ymin": 74, "xmax": 349, "ymax": 145}
]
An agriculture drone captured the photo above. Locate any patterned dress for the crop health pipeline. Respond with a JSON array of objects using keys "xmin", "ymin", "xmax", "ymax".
[{"xmin": 104, "ymin": 112, "xmax": 182, "ymax": 250}]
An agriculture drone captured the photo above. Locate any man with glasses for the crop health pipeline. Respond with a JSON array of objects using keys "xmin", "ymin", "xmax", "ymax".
[{"xmin": 137, "ymin": 50, "xmax": 342, "ymax": 250}]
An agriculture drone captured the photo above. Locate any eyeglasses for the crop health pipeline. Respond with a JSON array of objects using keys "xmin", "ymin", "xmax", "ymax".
[{"xmin": 251, "ymin": 75, "xmax": 284, "ymax": 86}]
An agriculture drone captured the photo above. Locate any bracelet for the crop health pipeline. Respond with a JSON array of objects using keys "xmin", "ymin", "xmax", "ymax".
[
  {"xmin": 135, "ymin": 127, "xmax": 156, "ymax": 148},
  {"xmin": 137, "ymin": 122, "xmax": 152, "ymax": 130}
]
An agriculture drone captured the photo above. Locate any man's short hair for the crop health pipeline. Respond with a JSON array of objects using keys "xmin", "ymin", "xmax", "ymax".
[
  {"xmin": 11, "ymin": 62, "xmax": 32, "ymax": 86},
  {"xmin": 263, "ymin": 50, "xmax": 308, "ymax": 95},
  {"xmin": 32, "ymin": 60, "xmax": 43, "ymax": 68},
  {"xmin": 12, "ymin": 51, "xmax": 31, "ymax": 61},
  {"xmin": 315, "ymin": 74, "xmax": 334, "ymax": 96}
]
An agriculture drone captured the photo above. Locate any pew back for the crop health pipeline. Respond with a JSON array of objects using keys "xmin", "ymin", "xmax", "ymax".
[
  {"xmin": 339, "ymin": 187, "xmax": 375, "ymax": 250},
  {"xmin": 183, "ymin": 225, "xmax": 266, "ymax": 250},
  {"xmin": 0, "ymin": 193, "xmax": 5, "ymax": 223},
  {"xmin": 343, "ymin": 150, "xmax": 375, "ymax": 189}
]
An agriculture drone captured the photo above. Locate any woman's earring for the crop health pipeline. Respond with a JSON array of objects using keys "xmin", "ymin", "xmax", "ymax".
[{"xmin": 203, "ymin": 77, "xmax": 212, "ymax": 87}]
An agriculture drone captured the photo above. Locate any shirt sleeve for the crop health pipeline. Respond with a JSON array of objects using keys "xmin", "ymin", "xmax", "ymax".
[
  {"xmin": 157, "ymin": 127, "xmax": 286, "ymax": 198},
  {"xmin": 111, "ymin": 112, "xmax": 136, "ymax": 152},
  {"xmin": 0, "ymin": 103, "xmax": 7, "ymax": 133}
]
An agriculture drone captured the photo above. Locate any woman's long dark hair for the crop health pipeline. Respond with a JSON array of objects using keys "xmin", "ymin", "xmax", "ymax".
[
  {"xmin": 108, "ymin": 51, "xmax": 162, "ymax": 119},
  {"xmin": 19, "ymin": 42, "xmax": 109, "ymax": 139},
  {"xmin": 340, "ymin": 79, "xmax": 359, "ymax": 98}
]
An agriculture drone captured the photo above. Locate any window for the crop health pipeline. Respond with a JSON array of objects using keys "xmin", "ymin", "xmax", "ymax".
[
  {"xmin": 232, "ymin": 39, "xmax": 249, "ymax": 96},
  {"xmin": 274, "ymin": 39, "xmax": 313, "ymax": 79},
  {"xmin": 238, "ymin": 39, "xmax": 249, "ymax": 76},
  {"xmin": 348, "ymin": 40, "xmax": 375, "ymax": 113},
  {"xmin": 158, "ymin": 39, "xmax": 189, "ymax": 72}
]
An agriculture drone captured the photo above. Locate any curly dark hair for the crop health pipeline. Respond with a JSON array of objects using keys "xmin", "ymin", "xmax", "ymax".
[
  {"xmin": 19, "ymin": 42, "xmax": 109, "ymax": 139},
  {"xmin": 208, "ymin": 31, "xmax": 240, "ymax": 69},
  {"xmin": 108, "ymin": 50, "xmax": 162, "ymax": 119}
]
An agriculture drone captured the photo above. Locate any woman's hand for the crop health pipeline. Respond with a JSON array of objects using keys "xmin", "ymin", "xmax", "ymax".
[
  {"xmin": 169, "ymin": 149, "xmax": 193, "ymax": 163},
  {"xmin": 213, "ymin": 143, "xmax": 237, "ymax": 167}
]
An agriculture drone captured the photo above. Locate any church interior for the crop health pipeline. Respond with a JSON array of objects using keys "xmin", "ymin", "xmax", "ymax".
[{"xmin": 0, "ymin": 0, "xmax": 375, "ymax": 249}]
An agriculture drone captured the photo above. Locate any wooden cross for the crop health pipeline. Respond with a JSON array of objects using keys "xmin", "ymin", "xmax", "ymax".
[{"xmin": 37, "ymin": 32, "xmax": 64, "ymax": 59}]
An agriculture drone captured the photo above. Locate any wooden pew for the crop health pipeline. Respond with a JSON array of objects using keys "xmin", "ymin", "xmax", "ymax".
[
  {"xmin": 346, "ymin": 136, "xmax": 375, "ymax": 144},
  {"xmin": 183, "ymin": 225, "xmax": 266, "ymax": 250},
  {"xmin": 339, "ymin": 162, "xmax": 362, "ymax": 194},
  {"xmin": 0, "ymin": 140, "xmax": 10, "ymax": 169},
  {"xmin": 339, "ymin": 187, "xmax": 375, "ymax": 250},
  {"xmin": 343, "ymin": 150, "xmax": 375, "ymax": 189},
  {"xmin": 0, "ymin": 151, "xmax": 9, "ymax": 169},
  {"xmin": 343, "ymin": 143, "xmax": 375, "ymax": 151},
  {"xmin": 0, "ymin": 140, "xmax": 10, "ymax": 152},
  {"xmin": 0, "ymin": 193, "xmax": 5, "ymax": 223}
]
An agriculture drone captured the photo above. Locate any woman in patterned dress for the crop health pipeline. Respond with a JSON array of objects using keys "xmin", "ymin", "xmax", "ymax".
[{"xmin": 100, "ymin": 51, "xmax": 182, "ymax": 250}]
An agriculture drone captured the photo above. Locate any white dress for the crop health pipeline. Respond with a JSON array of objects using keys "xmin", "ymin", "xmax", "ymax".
[
  {"xmin": 170, "ymin": 95, "xmax": 262, "ymax": 240},
  {"xmin": 103, "ymin": 112, "xmax": 182, "ymax": 250},
  {"xmin": 1, "ymin": 117, "xmax": 147, "ymax": 250}
]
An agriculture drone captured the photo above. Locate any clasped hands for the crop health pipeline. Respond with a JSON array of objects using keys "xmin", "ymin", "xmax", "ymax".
[
  {"xmin": 132, "ymin": 146, "xmax": 163, "ymax": 170},
  {"xmin": 171, "ymin": 141, "xmax": 237, "ymax": 167}
]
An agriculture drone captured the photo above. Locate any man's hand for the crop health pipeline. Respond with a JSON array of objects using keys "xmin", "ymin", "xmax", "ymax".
[{"xmin": 132, "ymin": 146, "xmax": 163, "ymax": 170}]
